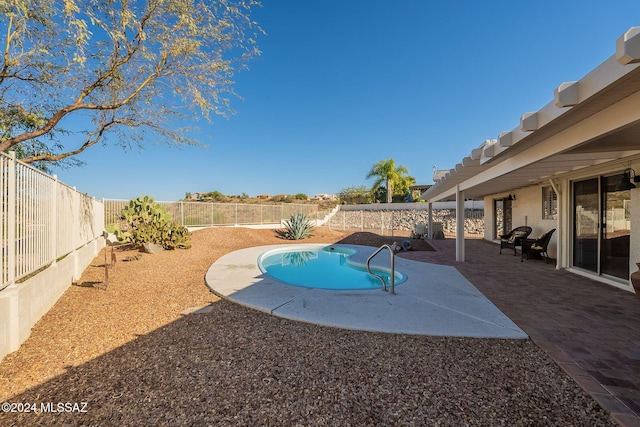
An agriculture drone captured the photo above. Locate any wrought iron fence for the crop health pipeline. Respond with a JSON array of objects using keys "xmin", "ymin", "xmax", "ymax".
[
  {"xmin": 104, "ymin": 199, "xmax": 322, "ymax": 228},
  {"xmin": 0, "ymin": 154, "xmax": 488, "ymax": 293},
  {"xmin": 0, "ymin": 152, "xmax": 104, "ymax": 291}
]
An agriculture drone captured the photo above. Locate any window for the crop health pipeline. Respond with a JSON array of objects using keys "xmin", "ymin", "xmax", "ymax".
[{"xmin": 542, "ymin": 186, "xmax": 557, "ymax": 220}]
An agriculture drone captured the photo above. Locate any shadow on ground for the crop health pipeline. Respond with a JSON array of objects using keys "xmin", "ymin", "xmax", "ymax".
[
  {"xmin": 336, "ymin": 231, "xmax": 435, "ymax": 251},
  {"xmin": 0, "ymin": 299, "xmax": 614, "ymax": 426}
]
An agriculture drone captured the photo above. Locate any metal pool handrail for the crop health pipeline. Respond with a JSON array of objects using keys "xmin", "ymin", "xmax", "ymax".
[{"xmin": 366, "ymin": 244, "xmax": 396, "ymax": 295}]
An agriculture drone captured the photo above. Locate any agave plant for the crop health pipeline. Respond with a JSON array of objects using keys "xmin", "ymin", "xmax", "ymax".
[
  {"xmin": 283, "ymin": 251, "xmax": 316, "ymax": 266},
  {"xmin": 283, "ymin": 213, "xmax": 314, "ymax": 240}
]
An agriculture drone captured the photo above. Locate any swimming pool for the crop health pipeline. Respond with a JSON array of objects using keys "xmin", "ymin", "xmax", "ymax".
[{"xmin": 258, "ymin": 245, "xmax": 407, "ymax": 290}]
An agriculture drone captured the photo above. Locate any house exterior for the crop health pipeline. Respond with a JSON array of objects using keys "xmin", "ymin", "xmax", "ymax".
[
  {"xmin": 420, "ymin": 27, "xmax": 640, "ymax": 293},
  {"xmin": 312, "ymin": 193, "xmax": 337, "ymax": 201}
]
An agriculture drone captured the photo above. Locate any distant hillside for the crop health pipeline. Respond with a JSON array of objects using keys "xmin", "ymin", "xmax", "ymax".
[{"xmin": 183, "ymin": 191, "xmax": 338, "ymax": 211}]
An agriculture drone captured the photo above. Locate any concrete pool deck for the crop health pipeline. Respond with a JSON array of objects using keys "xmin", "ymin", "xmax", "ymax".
[{"xmin": 205, "ymin": 244, "xmax": 527, "ymax": 339}]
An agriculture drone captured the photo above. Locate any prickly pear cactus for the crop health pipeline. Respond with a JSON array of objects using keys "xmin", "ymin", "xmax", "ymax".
[{"xmin": 114, "ymin": 195, "xmax": 191, "ymax": 249}]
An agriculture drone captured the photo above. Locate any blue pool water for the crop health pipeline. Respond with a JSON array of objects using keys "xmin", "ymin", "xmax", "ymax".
[{"xmin": 258, "ymin": 246, "xmax": 406, "ymax": 290}]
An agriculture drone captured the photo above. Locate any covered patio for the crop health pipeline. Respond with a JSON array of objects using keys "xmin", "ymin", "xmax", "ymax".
[
  {"xmin": 402, "ymin": 238, "xmax": 640, "ymax": 426},
  {"xmin": 412, "ymin": 30, "xmax": 640, "ymax": 424},
  {"xmin": 420, "ymin": 27, "xmax": 640, "ymax": 295}
]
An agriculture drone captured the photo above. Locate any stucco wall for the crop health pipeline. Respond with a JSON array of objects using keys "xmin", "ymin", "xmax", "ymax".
[
  {"xmin": 630, "ymin": 187, "xmax": 640, "ymax": 289},
  {"xmin": 0, "ymin": 238, "xmax": 104, "ymax": 362},
  {"xmin": 484, "ymin": 177, "xmax": 639, "ymax": 291},
  {"xmin": 484, "ymin": 185, "xmax": 558, "ymax": 259}
]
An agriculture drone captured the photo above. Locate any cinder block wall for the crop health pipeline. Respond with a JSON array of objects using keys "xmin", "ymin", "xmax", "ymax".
[{"xmin": 0, "ymin": 238, "xmax": 104, "ymax": 362}]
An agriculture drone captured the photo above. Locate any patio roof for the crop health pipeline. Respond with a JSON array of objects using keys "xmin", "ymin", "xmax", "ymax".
[
  {"xmin": 409, "ymin": 184, "xmax": 431, "ymax": 192},
  {"xmin": 421, "ymin": 27, "xmax": 640, "ymax": 202}
]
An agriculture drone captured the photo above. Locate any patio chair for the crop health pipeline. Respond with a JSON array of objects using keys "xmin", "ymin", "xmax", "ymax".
[
  {"xmin": 499, "ymin": 226, "xmax": 532, "ymax": 256},
  {"xmin": 410, "ymin": 223, "xmax": 427, "ymax": 239},
  {"xmin": 522, "ymin": 228, "xmax": 556, "ymax": 263}
]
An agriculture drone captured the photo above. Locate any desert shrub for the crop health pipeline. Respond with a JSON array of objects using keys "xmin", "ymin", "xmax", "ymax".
[
  {"xmin": 283, "ymin": 213, "xmax": 314, "ymax": 240},
  {"xmin": 114, "ymin": 195, "xmax": 191, "ymax": 249}
]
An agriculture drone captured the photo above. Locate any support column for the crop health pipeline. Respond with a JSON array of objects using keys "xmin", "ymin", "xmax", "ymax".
[
  {"xmin": 456, "ymin": 187, "xmax": 465, "ymax": 262},
  {"xmin": 427, "ymin": 202, "xmax": 433, "ymax": 240},
  {"xmin": 549, "ymin": 179, "xmax": 562, "ymax": 270}
]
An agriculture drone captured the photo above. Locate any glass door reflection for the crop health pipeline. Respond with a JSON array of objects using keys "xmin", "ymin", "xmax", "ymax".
[
  {"xmin": 602, "ymin": 174, "xmax": 630, "ymax": 280},
  {"xmin": 573, "ymin": 178, "xmax": 599, "ymax": 273}
]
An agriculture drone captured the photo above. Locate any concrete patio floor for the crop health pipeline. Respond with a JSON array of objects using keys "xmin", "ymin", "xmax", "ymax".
[
  {"xmin": 403, "ymin": 239, "xmax": 640, "ymax": 427},
  {"xmin": 205, "ymin": 244, "xmax": 527, "ymax": 339}
]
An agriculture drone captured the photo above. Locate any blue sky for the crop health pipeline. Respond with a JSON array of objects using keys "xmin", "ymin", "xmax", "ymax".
[{"xmin": 55, "ymin": 1, "xmax": 640, "ymax": 201}]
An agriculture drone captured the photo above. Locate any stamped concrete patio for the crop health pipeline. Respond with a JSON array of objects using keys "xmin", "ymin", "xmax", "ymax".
[{"xmin": 401, "ymin": 238, "xmax": 640, "ymax": 427}]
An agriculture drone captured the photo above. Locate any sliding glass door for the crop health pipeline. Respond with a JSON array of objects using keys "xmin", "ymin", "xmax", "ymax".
[
  {"xmin": 602, "ymin": 175, "xmax": 631, "ymax": 279},
  {"xmin": 573, "ymin": 178, "xmax": 598, "ymax": 272},
  {"xmin": 494, "ymin": 198, "xmax": 512, "ymax": 239},
  {"xmin": 572, "ymin": 174, "xmax": 630, "ymax": 280}
]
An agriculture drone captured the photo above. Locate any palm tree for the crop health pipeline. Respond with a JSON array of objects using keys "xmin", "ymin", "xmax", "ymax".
[{"xmin": 366, "ymin": 158, "xmax": 414, "ymax": 203}]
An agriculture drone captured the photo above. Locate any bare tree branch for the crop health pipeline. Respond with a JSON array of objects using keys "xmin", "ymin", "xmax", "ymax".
[
  {"xmin": 20, "ymin": 117, "xmax": 117, "ymax": 163},
  {"xmin": 0, "ymin": 0, "xmax": 263, "ymax": 169}
]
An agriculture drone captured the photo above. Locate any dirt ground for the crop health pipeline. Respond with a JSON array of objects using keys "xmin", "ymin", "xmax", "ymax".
[{"xmin": 0, "ymin": 227, "xmax": 615, "ymax": 426}]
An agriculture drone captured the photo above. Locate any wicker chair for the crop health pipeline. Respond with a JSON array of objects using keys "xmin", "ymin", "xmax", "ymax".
[
  {"xmin": 522, "ymin": 229, "xmax": 556, "ymax": 263},
  {"xmin": 499, "ymin": 226, "xmax": 532, "ymax": 256}
]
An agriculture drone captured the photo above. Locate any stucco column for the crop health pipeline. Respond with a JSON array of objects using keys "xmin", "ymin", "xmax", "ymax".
[
  {"xmin": 456, "ymin": 187, "xmax": 465, "ymax": 262},
  {"xmin": 549, "ymin": 179, "xmax": 562, "ymax": 270},
  {"xmin": 427, "ymin": 202, "xmax": 433, "ymax": 240},
  {"xmin": 630, "ymin": 186, "xmax": 640, "ymax": 285}
]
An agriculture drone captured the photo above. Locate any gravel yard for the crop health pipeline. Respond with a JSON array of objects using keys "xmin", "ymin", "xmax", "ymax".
[{"xmin": 0, "ymin": 227, "xmax": 616, "ymax": 426}]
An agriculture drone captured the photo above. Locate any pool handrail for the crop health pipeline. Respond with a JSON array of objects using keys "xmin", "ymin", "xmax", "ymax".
[{"xmin": 366, "ymin": 244, "xmax": 396, "ymax": 295}]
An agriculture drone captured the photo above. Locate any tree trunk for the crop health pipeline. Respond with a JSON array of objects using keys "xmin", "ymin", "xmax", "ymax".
[{"xmin": 386, "ymin": 179, "xmax": 392, "ymax": 203}]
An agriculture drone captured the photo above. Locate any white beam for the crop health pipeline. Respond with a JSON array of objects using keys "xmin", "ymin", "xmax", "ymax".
[
  {"xmin": 458, "ymin": 90, "xmax": 640, "ymax": 192},
  {"xmin": 498, "ymin": 131, "xmax": 513, "ymax": 147},
  {"xmin": 520, "ymin": 112, "xmax": 539, "ymax": 131},
  {"xmin": 616, "ymin": 27, "xmax": 640, "ymax": 65},
  {"xmin": 554, "ymin": 81, "xmax": 580, "ymax": 107},
  {"xmin": 456, "ymin": 187, "xmax": 465, "ymax": 262},
  {"xmin": 462, "ymin": 156, "xmax": 480, "ymax": 167}
]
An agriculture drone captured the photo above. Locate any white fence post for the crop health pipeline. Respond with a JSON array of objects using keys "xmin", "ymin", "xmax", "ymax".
[
  {"xmin": 71, "ymin": 187, "xmax": 78, "ymax": 251},
  {"xmin": 51, "ymin": 175, "xmax": 58, "ymax": 266},
  {"xmin": 7, "ymin": 152, "xmax": 16, "ymax": 288}
]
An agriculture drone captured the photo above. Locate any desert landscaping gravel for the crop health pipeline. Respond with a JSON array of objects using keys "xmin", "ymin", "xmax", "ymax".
[{"xmin": 0, "ymin": 227, "xmax": 616, "ymax": 426}]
